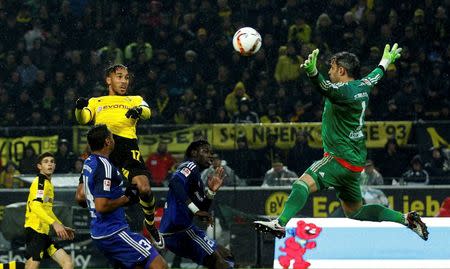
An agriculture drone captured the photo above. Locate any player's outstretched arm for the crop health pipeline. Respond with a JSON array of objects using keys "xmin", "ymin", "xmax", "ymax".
[
  {"xmin": 300, "ymin": 49, "xmax": 340, "ymax": 99},
  {"xmin": 361, "ymin": 43, "xmax": 403, "ymax": 86},
  {"xmin": 378, "ymin": 43, "xmax": 402, "ymax": 71}
]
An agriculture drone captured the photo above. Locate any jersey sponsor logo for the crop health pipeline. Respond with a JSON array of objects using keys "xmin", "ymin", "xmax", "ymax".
[
  {"xmin": 36, "ymin": 189, "xmax": 44, "ymax": 198},
  {"xmin": 101, "ymin": 104, "xmax": 132, "ymax": 110},
  {"xmin": 103, "ymin": 179, "xmax": 111, "ymax": 191},
  {"xmin": 181, "ymin": 167, "xmax": 191, "ymax": 177},
  {"xmin": 319, "ymin": 172, "xmax": 325, "ymax": 178}
]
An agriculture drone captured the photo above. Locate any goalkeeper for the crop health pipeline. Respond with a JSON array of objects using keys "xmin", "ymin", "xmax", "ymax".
[{"xmin": 255, "ymin": 44, "xmax": 429, "ymax": 241}]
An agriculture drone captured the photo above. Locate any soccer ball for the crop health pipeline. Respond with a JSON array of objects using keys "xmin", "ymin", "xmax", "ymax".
[{"xmin": 232, "ymin": 27, "xmax": 262, "ymax": 56}]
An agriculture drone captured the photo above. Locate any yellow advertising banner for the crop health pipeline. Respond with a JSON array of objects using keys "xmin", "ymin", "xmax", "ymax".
[
  {"xmin": 0, "ymin": 135, "xmax": 59, "ymax": 166},
  {"xmin": 74, "ymin": 122, "xmax": 412, "ymax": 156}
]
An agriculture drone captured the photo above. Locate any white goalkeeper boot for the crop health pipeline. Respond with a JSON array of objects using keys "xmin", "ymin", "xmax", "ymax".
[{"xmin": 254, "ymin": 219, "xmax": 286, "ymax": 238}]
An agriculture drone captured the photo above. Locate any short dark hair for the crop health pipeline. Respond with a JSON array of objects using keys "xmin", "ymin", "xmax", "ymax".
[
  {"xmin": 37, "ymin": 152, "xmax": 54, "ymax": 164},
  {"xmin": 104, "ymin": 64, "xmax": 128, "ymax": 78},
  {"xmin": 330, "ymin": 52, "xmax": 360, "ymax": 78},
  {"xmin": 87, "ymin": 124, "xmax": 111, "ymax": 151},
  {"xmin": 185, "ymin": 139, "xmax": 210, "ymax": 158}
]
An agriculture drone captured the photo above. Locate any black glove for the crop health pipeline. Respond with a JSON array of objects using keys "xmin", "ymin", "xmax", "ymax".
[
  {"xmin": 125, "ymin": 106, "xmax": 143, "ymax": 119},
  {"xmin": 124, "ymin": 185, "xmax": 140, "ymax": 206},
  {"xmin": 76, "ymin": 97, "xmax": 89, "ymax": 109}
]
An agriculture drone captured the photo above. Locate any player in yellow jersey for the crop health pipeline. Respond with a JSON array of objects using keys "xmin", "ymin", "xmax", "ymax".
[
  {"xmin": 24, "ymin": 152, "xmax": 74, "ymax": 269},
  {"xmin": 74, "ymin": 64, "xmax": 164, "ymax": 249}
]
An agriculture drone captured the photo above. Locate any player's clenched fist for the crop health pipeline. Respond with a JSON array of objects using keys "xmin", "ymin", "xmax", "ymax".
[
  {"xmin": 125, "ymin": 106, "xmax": 143, "ymax": 119},
  {"xmin": 75, "ymin": 97, "xmax": 89, "ymax": 109}
]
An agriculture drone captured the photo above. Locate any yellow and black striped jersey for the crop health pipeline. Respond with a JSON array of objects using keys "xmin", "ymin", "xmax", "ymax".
[
  {"xmin": 24, "ymin": 174, "xmax": 61, "ymax": 235},
  {"xmin": 75, "ymin": 95, "xmax": 151, "ymax": 139}
]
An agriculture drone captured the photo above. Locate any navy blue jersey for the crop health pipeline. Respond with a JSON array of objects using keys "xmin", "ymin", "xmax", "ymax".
[
  {"xmin": 160, "ymin": 161, "xmax": 212, "ymax": 233},
  {"xmin": 82, "ymin": 154, "xmax": 128, "ymax": 238}
]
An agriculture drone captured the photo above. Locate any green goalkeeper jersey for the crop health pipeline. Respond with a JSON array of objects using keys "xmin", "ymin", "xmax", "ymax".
[{"xmin": 310, "ymin": 67, "xmax": 384, "ymax": 166}]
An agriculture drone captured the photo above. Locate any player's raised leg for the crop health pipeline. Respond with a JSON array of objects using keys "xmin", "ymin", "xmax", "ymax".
[
  {"xmin": 341, "ymin": 193, "xmax": 429, "ymax": 240},
  {"xmin": 255, "ymin": 172, "xmax": 318, "ymax": 238}
]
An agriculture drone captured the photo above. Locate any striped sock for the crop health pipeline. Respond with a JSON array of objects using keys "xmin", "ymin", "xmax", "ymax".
[
  {"xmin": 0, "ymin": 261, "xmax": 25, "ymax": 269},
  {"xmin": 140, "ymin": 193, "xmax": 156, "ymax": 227}
]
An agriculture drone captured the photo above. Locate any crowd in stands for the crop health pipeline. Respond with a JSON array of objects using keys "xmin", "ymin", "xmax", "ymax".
[
  {"xmin": 0, "ymin": 0, "xmax": 449, "ymax": 186},
  {"xmin": 0, "ymin": 0, "xmax": 448, "ymax": 127}
]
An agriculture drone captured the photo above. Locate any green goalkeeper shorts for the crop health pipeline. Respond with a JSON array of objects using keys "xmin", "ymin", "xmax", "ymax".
[{"xmin": 305, "ymin": 155, "xmax": 362, "ymax": 202}]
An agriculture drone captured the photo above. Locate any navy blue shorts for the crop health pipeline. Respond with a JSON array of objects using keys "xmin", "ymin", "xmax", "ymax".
[
  {"xmin": 163, "ymin": 226, "xmax": 217, "ymax": 265},
  {"xmin": 93, "ymin": 229, "xmax": 160, "ymax": 269}
]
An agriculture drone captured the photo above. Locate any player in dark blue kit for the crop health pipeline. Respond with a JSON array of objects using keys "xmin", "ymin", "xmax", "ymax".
[
  {"xmin": 160, "ymin": 139, "xmax": 235, "ymax": 269},
  {"xmin": 75, "ymin": 124, "xmax": 167, "ymax": 269}
]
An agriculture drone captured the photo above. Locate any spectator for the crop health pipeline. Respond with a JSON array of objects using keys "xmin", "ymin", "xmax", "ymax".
[
  {"xmin": 54, "ymin": 138, "xmax": 76, "ymax": 173},
  {"xmin": 16, "ymin": 54, "xmax": 38, "ymax": 87},
  {"xmin": 258, "ymin": 134, "xmax": 286, "ymax": 175},
  {"xmin": 274, "ymin": 43, "xmax": 304, "ymax": 89},
  {"xmin": 425, "ymin": 146, "xmax": 450, "ymax": 183},
  {"xmin": 232, "ymin": 97, "xmax": 260, "ymax": 124},
  {"xmin": 19, "ymin": 145, "xmax": 37, "ymax": 174},
  {"xmin": 361, "ymin": 160, "xmax": 384, "ymax": 185},
  {"xmin": 224, "ymin": 81, "xmax": 250, "ymax": 117},
  {"xmin": 98, "ymin": 38, "xmax": 123, "ymax": 65},
  {"xmin": 376, "ymin": 138, "xmax": 409, "ymax": 178},
  {"xmin": 402, "ymin": 155, "xmax": 430, "ymax": 185},
  {"xmin": 260, "ymin": 103, "xmax": 283, "ymax": 123},
  {"xmin": 145, "ymin": 142, "xmax": 175, "ymax": 187},
  {"xmin": 287, "ymin": 16, "xmax": 311, "ymax": 46},
  {"xmin": 124, "ymin": 33, "xmax": 153, "ymax": 64},
  {"xmin": 201, "ymin": 154, "xmax": 243, "ymax": 186},
  {"xmin": 0, "ymin": 161, "xmax": 23, "ymax": 188},
  {"xmin": 261, "ymin": 159, "xmax": 298, "ymax": 187},
  {"xmin": 72, "ymin": 158, "xmax": 84, "ymax": 174}
]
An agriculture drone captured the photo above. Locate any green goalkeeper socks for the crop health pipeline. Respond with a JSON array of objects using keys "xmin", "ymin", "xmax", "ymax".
[
  {"xmin": 349, "ymin": 204, "xmax": 405, "ymax": 224},
  {"xmin": 278, "ymin": 180, "xmax": 310, "ymax": 226}
]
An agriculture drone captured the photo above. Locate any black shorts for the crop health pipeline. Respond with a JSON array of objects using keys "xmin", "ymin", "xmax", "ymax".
[
  {"xmin": 110, "ymin": 134, "xmax": 149, "ymax": 181},
  {"xmin": 25, "ymin": 228, "xmax": 61, "ymax": 261}
]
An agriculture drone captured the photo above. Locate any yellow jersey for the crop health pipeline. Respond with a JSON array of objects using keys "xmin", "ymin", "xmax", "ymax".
[
  {"xmin": 24, "ymin": 174, "xmax": 61, "ymax": 235},
  {"xmin": 75, "ymin": 95, "xmax": 151, "ymax": 139}
]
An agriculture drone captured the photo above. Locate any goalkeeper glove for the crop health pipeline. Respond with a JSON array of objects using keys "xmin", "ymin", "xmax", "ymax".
[
  {"xmin": 124, "ymin": 184, "xmax": 140, "ymax": 206},
  {"xmin": 379, "ymin": 43, "xmax": 402, "ymax": 70},
  {"xmin": 300, "ymin": 49, "xmax": 319, "ymax": 77},
  {"xmin": 125, "ymin": 106, "xmax": 143, "ymax": 119},
  {"xmin": 75, "ymin": 97, "xmax": 89, "ymax": 109}
]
